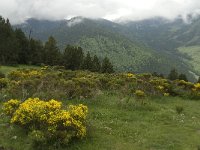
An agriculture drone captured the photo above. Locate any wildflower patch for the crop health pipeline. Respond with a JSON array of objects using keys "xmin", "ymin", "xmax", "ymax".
[{"xmin": 3, "ymin": 98, "xmax": 88, "ymax": 145}]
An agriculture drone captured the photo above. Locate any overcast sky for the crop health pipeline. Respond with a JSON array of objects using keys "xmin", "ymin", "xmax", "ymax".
[{"xmin": 0, "ymin": 0, "xmax": 200, "ymax": 24}]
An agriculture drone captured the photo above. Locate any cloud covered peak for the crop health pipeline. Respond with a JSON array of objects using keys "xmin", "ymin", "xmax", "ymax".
[{"xmin": 1, "ymin": 0, "xmax": 200, "ymax": 24}]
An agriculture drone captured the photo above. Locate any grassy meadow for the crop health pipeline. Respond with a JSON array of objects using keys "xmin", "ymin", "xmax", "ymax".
[
  {"xmin": 1, "ymin": 94, "xmax": 200, "ymax": 150},
  {"xmin": 0, "ymin": 65, "xmax": 200, "ymax": 150}
]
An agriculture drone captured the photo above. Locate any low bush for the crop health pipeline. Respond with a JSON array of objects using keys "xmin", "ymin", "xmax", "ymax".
[
  {"xmin": 0, "ymin": 78, "xmax": 9, "ymax": 89},
  {"xmin": 1, "ymin": 68, "xmax": 200, "ymax": 101},
  {"xmin": 175, "ymin": 105, "xmax": 184, "ymax": 114},
  {"xmin": 0, "ymin": 71, "xmax": 5, "ymax": 78},
  {"xmin": 3, "ymin": 98, "xmax": 88, "ymax": 146}
]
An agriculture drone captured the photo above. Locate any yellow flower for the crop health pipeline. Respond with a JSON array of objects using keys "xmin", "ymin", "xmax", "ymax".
[
  {"xmin": 194, "ymin": 83, "xmax": 200, "ymax": 90},
  {"xmin": 127, "ymin": 73, "xmax": 135, "ymax": 78},
  {"xmin": 3, "ymin": 99, "xmax": 21, "ymax": 116},
  {"xmin": 4, "ymin": 98, "xmax": 88, "ymax": 142},
  {"xmin": 164, "ymin": 93, "xmax": 170, "ymax": 96},
  {"xmin": 157, "ymin": 85, "xmax": 164, "ymax": 90},
  {"xmin": 135, "ymin": 90, "xmax": 145, "ymax": 97}
]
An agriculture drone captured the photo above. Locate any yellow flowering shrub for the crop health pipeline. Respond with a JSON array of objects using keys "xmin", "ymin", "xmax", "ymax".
[
  {"xmin": 149, "ymin": 78, "xmax": 170, "ymax": 95},
  {"xmin": 3, "ymin": 99, "xmax": 21, "ymax": 116},
  {"xmin": 8, "ymin": 69, "xmax": 42, "ymax": 80},
  {"xmin": 156, "ymin": 85, "xmax": 165, "ymax": 91},
  {"xmin": 149, "ymin": 78, "xmax": 169, "ymax": 88},
  {"xmin": 127, "ymin": 73, "xmax": 135, "ymax": 78},
  {"xmin": 193, "ymin": 83, "xmax": 200, "ymax": 91},
  {"xmin": 3, "ymin": 98, "xmax": 88, "ymax": 145},
  {"xmin": 163, "ymin": 93, "xmax": 170, "ymax": 96},
  {"xmin": 0, "ymin": 78, "xmax": 9, "ymax": 89},
  {"xmin": 135, "ymin": 90, "xmax": 146, "ymax": 98},
  {"xmin": 177, "ymin": 80, "xmax": 194, "ymax": 89}
]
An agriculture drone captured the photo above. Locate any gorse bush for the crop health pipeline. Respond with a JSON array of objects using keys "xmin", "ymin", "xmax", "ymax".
[
  {"xmin": 8, "ymin": 69, "xmax": 43, "ymax": 80},
  {"xmin": 3, "ymin": 98, "xmax": 88, "ymax": 146},
  {"xmin": 0, "ymin": 78, "xmax": 8, "ymax": 89},
  {"xmin": 135, "ymin": 90, "xmax": 146, "ymax": 98},
  {"xmin": 0, "ymin": 71, "xmax": 5, "ymax": 78},
  {"xmin": 3, "ymin": 99, "xmax": 21, "ymax": 116},
  {"xmin": 1, "ymin": 67, "xmax": 200, "ymax": 101}
]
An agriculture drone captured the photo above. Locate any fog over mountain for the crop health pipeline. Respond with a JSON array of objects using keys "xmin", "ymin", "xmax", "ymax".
[{"xmin": 1, "ymin": 0, "xmax": 200, "ymax": 24}]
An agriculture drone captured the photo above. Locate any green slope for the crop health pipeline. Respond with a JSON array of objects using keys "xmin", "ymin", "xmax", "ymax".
[{"xmin": 178, "ymin": 46, "xmax": 200, "ymax": 77}]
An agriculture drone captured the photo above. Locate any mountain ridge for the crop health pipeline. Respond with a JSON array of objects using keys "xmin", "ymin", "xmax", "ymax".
[{"xmin": 14, "ymin": 17, "xmax": 198, "ymax": 80}]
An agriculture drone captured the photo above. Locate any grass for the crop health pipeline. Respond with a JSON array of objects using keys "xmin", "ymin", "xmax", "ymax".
[
  {"xmin": 1, "ymin": 93, "xmax": 200, "ymax": 150},
  {"xmin": 0, "ymin": 65, "xmax": 39, "ymax": 75},
  {"xmin": 178, "ymin": 46, "xmax": 200, "ymax": 77}
]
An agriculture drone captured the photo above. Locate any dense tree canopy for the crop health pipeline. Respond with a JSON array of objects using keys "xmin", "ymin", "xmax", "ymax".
[
  {"xmin": 63, "ymin": 45, "xmax": 84, "ymax": 70},
  {"xmin": 44, "ymin": 36, "xmax": 61, "ymax": 66},
  {"xmin": 0, "ymin": 16, "xmax": 114, "ymax": 74},
  {"xmin": 101, "ymin": 57, "xmax": 114, "ymax": 73}
]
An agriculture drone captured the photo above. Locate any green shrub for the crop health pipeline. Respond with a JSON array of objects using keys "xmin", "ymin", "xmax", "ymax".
[
  {"xmin": 0, "ymin": 71, "xmax": 5, "ymax": 78},
  {"xmin": 175, "ymin": 106, "xmax": 184, "ymax": 114},
  {"xmin": 0, "ymin": 78, "xmax": 9, "ymax": 89}
]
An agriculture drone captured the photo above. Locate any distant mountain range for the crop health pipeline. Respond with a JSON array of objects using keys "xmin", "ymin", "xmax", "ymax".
[
  {"xmin": 124, "ymin": 16, "xmax": 200, "ymax": 77},
  {"xmin": 14, "ymin": 16, "xmax": 200, "ymax": 81}
]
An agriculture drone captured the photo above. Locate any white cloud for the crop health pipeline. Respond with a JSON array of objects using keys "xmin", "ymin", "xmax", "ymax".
[{"xmin": 0, "ymin": 0, "xmax": 200, "ymax": 24}]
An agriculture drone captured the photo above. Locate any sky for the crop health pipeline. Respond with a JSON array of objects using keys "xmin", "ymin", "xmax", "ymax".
[{"xmin": 0, "ymin": 0, "xmax": 200, "ymax": 24}]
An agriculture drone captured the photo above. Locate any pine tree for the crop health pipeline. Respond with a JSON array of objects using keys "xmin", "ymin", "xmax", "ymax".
[
  {"xmin": 63, "ymin": 45, "xmax": 84, "ymax": 70},
  {"xmin": 44, "ymin": 36, "xmax": 61, "ymax": 66},
  {"xmin": 91, "ymin": 55, "xmax": 101, "ymax": 72},
  {"xmin": 168, "ymin": 68, "xmax": 179, "ymax": 81},
  {"xmin": 0, "ymin": 17, "xmax": 18, "ymax": 64},
  {"xmin": 101, "ymin": 57, "xmax": 114, "ymax": 73},
  {"xmin": 15, "ymin": 29, "xmax": 29, "ymax": 64},
  {"xmin": 29, "ymin": 39, "xmax": 45, "ymax": 65},
  {"xmin": 81, "ymin": 52, "xmax": 93, "ymax": 71},
  {"xmin": 178, "ymin": 73, "xmax": 188, "ymax": 81}
]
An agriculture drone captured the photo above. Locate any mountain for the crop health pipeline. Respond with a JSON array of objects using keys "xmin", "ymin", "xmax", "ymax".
[
  {"xmin": 14, "ymin": 17, "xmax": 195, "ymax": 80},
  {"xmin": 123, "ymin": 16, "xmax": 200, "ymax": 51},
  {"xmin": 123, "ymin": 16, "xmax": 200, "ymax": 77}
]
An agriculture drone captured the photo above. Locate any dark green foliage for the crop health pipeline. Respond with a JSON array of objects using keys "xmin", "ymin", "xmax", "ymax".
[
  {"xmin": 0, "ymin": 16, "xmax": 114, "ymax": 73},
  {"xmin": 0, "ymin": 71, "xmax": 5, "ymax": 78},
  {"xmin": 178, "ymin": 74, "xmax": 188, "ymax": 82},
  {"xmin": 101, "ymin": 57, "xmax": 114, "ymax": 73},
  {"xmin": 63, "ymin": 45, "xmax": 84, "ymax": 70},
  {"xmin": 91, "ymin": 55, "xmax": 101, "ymax": 72},
  {"xmin": 168, "ymin": 69, "xmax": 179, "ymax": 81},
  {"xmin": 152, "ymin": 72, "xmax": 159, "ymax": 77},
  {"xmin": 44, "ymin": 36, "xmax": 61, "ymax": 66},
  {"xmin": 0, "ymin": 17, "xmax": 18, "ymax": 64},
  {"xmin": 29, "ymin": 39, "xmax": 45, "ymax": 65},
  {"xmin": 15, "ymin": 29, "xmax": 29, "ymax": 64},
  {"xmin": 0, "ymin": 16, "xmax": 45, "ymax": 65},
  {"xmin": 159, "ymin": 74, "xmax": 164, "ymax": 78},
  {"xmin": 175, "ymin": 106, "xmax": 184, "ymax": 114},
  {"xmin": 81, "ymin": 52, "xmax": 93, "ymax": 71}
]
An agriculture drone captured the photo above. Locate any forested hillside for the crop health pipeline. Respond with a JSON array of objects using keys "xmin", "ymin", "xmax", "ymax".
[
  {"xmin": 0, "ymin": 16, "xmax": 114, "ymax": 74},
  {"xmin": 15, "ymin": 17, "xmax": 194, "ymax": 78},
  {"xmin": 124, "ymin": 16, "xmax": 200, "ymax": 78}
]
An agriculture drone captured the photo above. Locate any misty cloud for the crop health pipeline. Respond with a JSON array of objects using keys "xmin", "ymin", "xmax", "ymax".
[{"xmin": 0, "ymin": 0, "xmax": 200, "ymax": 24}]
